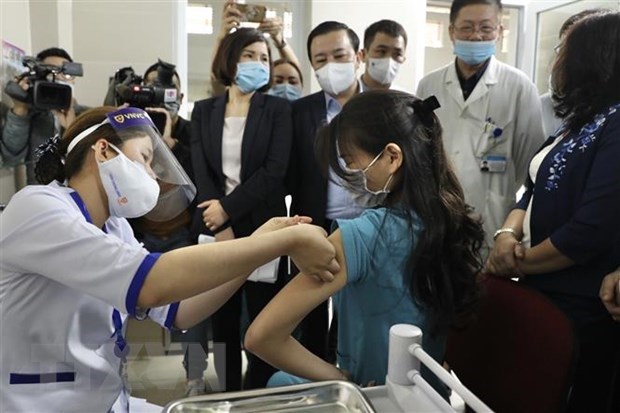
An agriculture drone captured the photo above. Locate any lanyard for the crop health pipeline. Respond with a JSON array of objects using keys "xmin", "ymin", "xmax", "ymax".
[
  {"xmin": 70, "ymin": 192, "xmax": 127, "ymax": 358},
  {"xmin": 111, "ymin": 310, "xmax": 130, "ymax": 360}
]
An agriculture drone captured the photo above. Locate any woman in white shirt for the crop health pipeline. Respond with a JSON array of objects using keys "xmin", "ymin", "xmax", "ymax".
[{"xmin": 191, "ymin": 27, "xmax": 293, "ymax": 391}]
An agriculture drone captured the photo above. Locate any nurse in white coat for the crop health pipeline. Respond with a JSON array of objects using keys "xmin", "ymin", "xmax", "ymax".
[
  {"xmin": 0, "ymin": 106, "xmax": 338, "ymax": 413},
  {"xmin": 416, "ymin": 0, "xmax": 544, "ymax": 246}
]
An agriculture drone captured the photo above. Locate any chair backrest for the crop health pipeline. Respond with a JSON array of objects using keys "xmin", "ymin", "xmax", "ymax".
[{"xmin": 445, "ymin": 276, "xmax": 576, "ymax": 413}]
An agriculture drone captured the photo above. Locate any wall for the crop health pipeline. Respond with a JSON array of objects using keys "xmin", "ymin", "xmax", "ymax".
[
  {"xmin": 71, "ymin": 0, "xmax": 181, "ymax": 108},
  {"xmin": 0, "ymin": 0, "xmax": 32, "ymax": 204}
]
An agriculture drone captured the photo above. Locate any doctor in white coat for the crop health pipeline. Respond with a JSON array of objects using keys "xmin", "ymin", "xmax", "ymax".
[
  {"xmin": 0, "ymin": 106, "xmax": 338, "ymax": 413},
  {"xmin": 417, "ymin": 0, "xmax": 544, "ymax": 247}
]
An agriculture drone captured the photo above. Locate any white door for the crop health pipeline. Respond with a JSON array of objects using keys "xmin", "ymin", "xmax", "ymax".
[{"xmin": 524, "ymin": 0, "xmax": 620, "ymax": 94}]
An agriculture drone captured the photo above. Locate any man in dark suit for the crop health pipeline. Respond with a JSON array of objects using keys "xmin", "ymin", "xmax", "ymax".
[{"xmin": 288, "ymin": 21, "xmax": 363, "ymax": 362}]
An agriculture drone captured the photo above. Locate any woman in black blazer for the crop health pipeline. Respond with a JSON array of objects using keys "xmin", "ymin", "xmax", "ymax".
[{"xmin": 190, "ymin": 28, "xmax": 292, "ymax": 390}]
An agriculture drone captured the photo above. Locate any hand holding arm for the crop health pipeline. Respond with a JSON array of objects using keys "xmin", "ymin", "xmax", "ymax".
[
  {"xmin": 485, "ymin": 209, "xmax": 526, "ymax": 277},
  {"xmin": 600, "ymin": 269, "xmax": 620, "ymax": 321},
  {"xmin": 143, "ymin": 216, "xmax": 337, "ymax": 310},
  {"xmin": 198, "ymin": 199, "xmax": 230, "ymax": 232},
  {"xmin": 174, "ymin": 216, "xmax": 318, "ymax": 329},
  {"xmin": 516, "ymin": 238, "xmax": 575, "ymax": 275},
  {"xmin": 245, "ymin": 230, "xmax": 347, "ymax": 382}
]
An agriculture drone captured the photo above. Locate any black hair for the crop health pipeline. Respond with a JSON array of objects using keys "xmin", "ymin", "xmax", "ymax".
[
  {"xmin": 211, "ymin": 28, "xmax": 272, "ymax": 92},
  {"xmin": 35, "ymin": 107, "xmax": 123, "ymax": 184},
  {"xmin": 551, "ymin": 11, "xmax": 620, "ymax": 133},
  {"xmin": 558, "ymin": 8, "xmax": 610, "ymax": 38},
  {"xmin": 449, "ymin": 0, "xmax": 503, "ymax": 24},
  {"xmin": 272, "ymin": 58, "xmax": 304, "ymax": 86},
  {"xmin": 315, "ymin": 90, "xmax": 484, "ymax": 334},
  {"xmin": 143, "ymin": 62, "xmax": 182, "ymax": 89},
  {"xmin": 363, "ymin": 19, "xmax": 408, "ymax": 50},
  {"xmin": 306, "ymin": 21, "xmax": 360, "ymax": 62},
  {"xmin": 36, "ymin": 47, "xmax": 73, "ymax": 62}
]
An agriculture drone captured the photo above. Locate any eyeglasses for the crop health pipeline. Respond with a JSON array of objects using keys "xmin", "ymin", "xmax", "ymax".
[{"xmin": 453, "ymin": 24, "xmax": 499, "ymax": 37}]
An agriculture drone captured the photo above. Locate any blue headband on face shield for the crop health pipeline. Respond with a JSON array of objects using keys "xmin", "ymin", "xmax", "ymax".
[
  {"xmin": 67, "ymin": 107, "xmax": 158, "ymax": 154},
  {"xmin": 106, "ymin": 107, "xmax": 157, "ymax": 130}
]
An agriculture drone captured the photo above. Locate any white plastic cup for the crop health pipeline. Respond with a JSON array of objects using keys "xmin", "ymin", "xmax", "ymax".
[{"xmin": 388, "ymin": 324, "xmax": 422, "ymax": 385}]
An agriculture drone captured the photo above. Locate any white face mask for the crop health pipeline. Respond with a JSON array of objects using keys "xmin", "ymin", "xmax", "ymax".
[
  {"xmin": 96, "ymin": 143, "xmax": 160, "ymax": 218},
  {"xmin": 164, "ymin": 100, "xmax": 181, "ymax": 119},
  {"xmin": 340, "ymin": 150, "xmax": 393, "ymax": 207},
  {"xmin": 143, "ymin": 185, "xmax": 189, "ymax": 222},
  {"xmin": 315, "ymin": 62, "xmax": 357, "ymax": 96},
  {"xmin": 367, "ymin": 57, "xmax": 401, "ymax": 85}
]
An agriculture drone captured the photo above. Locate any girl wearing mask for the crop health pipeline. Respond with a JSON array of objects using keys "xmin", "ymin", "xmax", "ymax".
[
  {"xmin": 0, "ymin": 106, "xmax": 337, "ymax": 412},
  {"xmin": 269, "ymin": 58, "xmax": 304, "ymax": 101},
  {"xmin": 245, "ymin": 90, "xmax": 485, "ymax": 391},
  {"xmin": 190, "ymin": 28, "xmax": 293, "ymax": 391}
]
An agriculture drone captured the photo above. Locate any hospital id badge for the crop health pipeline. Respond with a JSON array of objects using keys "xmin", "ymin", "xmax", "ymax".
[{"xmin": 480, "ymin": 155, "xmax": 507, "ymax": 173}]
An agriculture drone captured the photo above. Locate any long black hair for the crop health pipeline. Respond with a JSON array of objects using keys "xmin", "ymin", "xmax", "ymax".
[
  {"xmin": 315, "ymin": 90, "xmax": 484, "ymax": 334},
  {"xmin": 551, "ymin": 11, "xmax": 620, "ymax": 132}
]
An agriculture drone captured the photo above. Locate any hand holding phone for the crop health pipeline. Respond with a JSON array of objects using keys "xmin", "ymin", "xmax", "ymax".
[{"xmin": 236, "ymin": 4, "xmax": 266, "ymax": 23}]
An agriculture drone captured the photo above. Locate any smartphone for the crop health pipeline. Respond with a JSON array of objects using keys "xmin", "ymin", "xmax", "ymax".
[{"xmin": 236, "ymin": 4, "xmax": 266, "ymax": 23}]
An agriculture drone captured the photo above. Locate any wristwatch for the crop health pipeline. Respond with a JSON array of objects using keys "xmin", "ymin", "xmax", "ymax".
[
  {"xmin": 274, "ymin": 39, "xmax": 287, "ymax": 49},
  {"xmin": 493, "ymin": 228, "xmax": 518, "ymax": 241}
]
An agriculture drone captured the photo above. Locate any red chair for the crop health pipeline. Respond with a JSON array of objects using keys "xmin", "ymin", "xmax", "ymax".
[{"xmin": 445, "ymin": 276, "xmax": 576, "ymax": 413}]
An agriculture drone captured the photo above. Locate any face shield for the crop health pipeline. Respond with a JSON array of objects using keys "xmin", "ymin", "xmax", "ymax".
[{"xmin": 67, "ymin": 107, "xmax": 196, "ymax": 220}]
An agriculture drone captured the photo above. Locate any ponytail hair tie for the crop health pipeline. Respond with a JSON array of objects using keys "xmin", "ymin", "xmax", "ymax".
[
  {"xmin": 34, "ymin": 134, "xmax": 61, "ymax": 162},
  {"xmin": 412, "ymin": 96, "xmax": 441, "ymax": 127},
  {"xmin": 34, "ymin": 133, "xmax": 66, "ymax": 184}
]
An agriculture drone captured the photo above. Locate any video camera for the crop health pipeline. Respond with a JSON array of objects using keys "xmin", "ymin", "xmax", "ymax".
[
  {"xmin": 110, "ymin": 59, "xmax": 178, "ymax": 108},
  {"xmin": 104, "ymin": 59, "xmax": 178, "ymax": 134},
  {"xmin": 5, "ymin": 56, "xmax": 83, "ymax": 111}
]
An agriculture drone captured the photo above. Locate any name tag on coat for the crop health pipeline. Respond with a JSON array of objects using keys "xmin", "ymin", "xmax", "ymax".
[{"xmin": 480, "ymin": 155, "xmax": 507, "ymax": 173}]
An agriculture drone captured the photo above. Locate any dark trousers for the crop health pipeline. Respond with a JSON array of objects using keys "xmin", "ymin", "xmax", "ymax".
[
  {"xmin": 567, "ymin": 317, "xmax": 620, "ymax": 413},
  {"xmin": 211, "ymin": 274, "xmax": 285, "ymax": 391},
  {"xmin": 543, "ymin": 291, "xmax": 620, "ymax": 413},
  {"xmin": 172, "ymin": 319, "xmax": 210, "ymax": 380}
]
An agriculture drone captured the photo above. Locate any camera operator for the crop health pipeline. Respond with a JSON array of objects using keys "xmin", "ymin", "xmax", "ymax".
[
  {"xmin": 1, "ymin": 47, "xmax": 87, "ymax": 183},
  {"xmin": 142, "ymin": 62, "xmax": 191, "ymax": 167}
]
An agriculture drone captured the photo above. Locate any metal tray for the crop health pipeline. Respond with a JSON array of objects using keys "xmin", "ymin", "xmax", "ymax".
[{"xmin": 162, "ymin": 380, "xmax": 376, "ymax": 413}]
